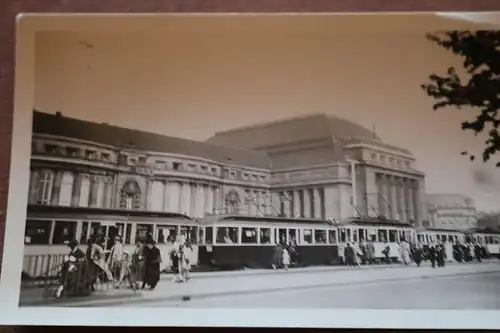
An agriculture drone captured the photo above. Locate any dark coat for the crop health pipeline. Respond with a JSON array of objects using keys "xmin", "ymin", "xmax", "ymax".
[{"xmin": 144, "ymin": 246, "xmax": 162, "ymax": 287}]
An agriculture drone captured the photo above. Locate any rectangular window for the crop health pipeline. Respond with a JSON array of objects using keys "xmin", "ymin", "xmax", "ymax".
[
  {"xmin": 138, "ymin": 157, "xmax": 147, "ymax": 165},
  {"xmin": 241, "ymin": 227, "xmax": 258, "ymax": 244},
  {"xmin": 44, "ymin": 144, "xmax": 59, "ymax": 154},
  {"xmin": 339, "ymin": 229, "xmax": 346, "ymax": 243},
  {"xmin": 260, "ymin": 228, "xmax": 271, "ymax": 244},
  {"xmin": 216, "ymin": 226, "xmax": 238, "ymax": 244},
  {"xmin": 24, "ymin": 220, "xmax": 51, "ymax": 245},
  {"xmin": 288, "ymin": 229, "xmax": 297, "ymax": 244},
  {"xmin": 205, "ymin": 227, "xmax": 213, "ymax": 245},
  {"xmin": 303, "ymin": 229, "xmax": 313, "ymax": 244},
  {"xmin": 135, "ymin": 224, "xmax": 153, "ymax": 242},
  {"xmin": 388, "ymin": 230, "xmax": 397, "ymax": 243},
  {"xmin": 52, "ymin": 221, "xmax": 77, "ymax": 245},
  {"xmin": 181, "ymin": 225, "xmax": 197, "ymax": 244},
  {"xmin": 101, "ymin": 153, "xmax": 110, "ymax": 162},
  {"xmin": 157, "ymin": 225, "xmax": 178, "ymax": 244},
  {"xmin": 378, "ymin": 229, "xmax": 388, "ymax": 243},
  {"xmin": 37, "ymin": 170, "xmax": 54, "ymax": 205},
  {"xmin": 328, "ymin": 230, "xmax": 337, "ymax": 244},
  {"xmin": 173, "ymin": 162, "xmax": 181, "ymax": 170},
  {"xmin": 58, "ymin": 172, "xmax": 73, "ymax": 206},
  {"xmin": 125, "ymin": 223, "xmax": 133, "ymax": 244},
  {"xmin": 314, "ymin": 230, "xmax": 327, "ymax": 244},
  {"xmin": 80, "ymin": 222, "xmax": 89, "ymax": 244},
  {"xmin": 358, "ymin": 228, "xmax": 366, "ymax": 242}
]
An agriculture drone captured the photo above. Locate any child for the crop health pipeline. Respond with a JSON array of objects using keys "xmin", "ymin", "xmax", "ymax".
[{"xmin": 282, "ymin": 248, "xmax": 291, "ymax": 270}]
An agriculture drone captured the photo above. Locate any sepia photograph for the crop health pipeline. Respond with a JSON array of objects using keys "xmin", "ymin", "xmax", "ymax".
[{"xmin": 4, "ymin": 12, "xmax": 500, "ymax": 323}]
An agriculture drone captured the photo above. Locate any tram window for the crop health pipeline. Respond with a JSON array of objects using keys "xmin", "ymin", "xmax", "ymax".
[
  {"xmin": 156, "ymin": 225, "xmax": 177, "ymax": 244},
  {"xmin": 288, "ymin": 229, "xmax": 297, "ymax": 244},
  {"xmin": 242, "ymin": 227, "xmax": 258, "ymax": 244},
  {"xmin": 353, "ymin": 230, "xmax": 358, "ymax": 242},
  {"xmin": 339, "ymin": 229, "xmax": 346, "ymax": 242},
  {"xmin": 181, "ymin": 226, "xmax": 197, "ymax": 244},
  {"xmin": 277, "ymin": 228, "xmax": 287, "ymax": 245},
  {"xmin": 314, "ymin": 230, "xmax": 327, "ymax": 244},
  {"xmin": 24, "ymin": 220, "xmax": 51, "ymax": 245},
  {"xmin": 260, "ymin": 228, "xmax": 271, "ymax": 244},
  {"xmin": 136, "ymin": 224, "xmax": 153, "ymax": 242},
  {"xmin": 80, "ymin": 222, "xmax": 89, "ymax": 244},
  {"xmin": 388, "ymin": 230, "xmax": 397, "ymax": 243},
  {"xmin": 216, "ymin": 227, "xmax": 238, "ymax": 244},
  {"xmin": 346, "ymin": 229, "xmax": 351, "ymax": 242},
  {"xmin": 52, "ymin": 221, "xmax": 77, "ymax": 245},
  {"xmin": 199, "ymin": 228, "xmax": 205, "ymax": 244},
  {"xmin": 328, "ymin": 230, "xmax": 337, "ymax": 244},
  {"xmin": 448, "ymin": 235, "xmax": 453, "ymax": 242},
  {"xmin": 125, "ymin": 223, "xmax": 132, "ymax": 244},
  {"xmin": 417, "ymin": 234, "xmax": 422, "ymax": 243},
  {"xmin": 303, "ymin": 229, "xmax": 313, "ymax": 244},
  {"xmin": 205, "ymin": 227, "xmax": 213, "ymax": 244},
  {"xmin": 358, "ymin": 229, "xmax": 366, "ymax": 242},
  {"xmin": 378, "ymin": 230, "xmax": 388, "ymax": 243}
]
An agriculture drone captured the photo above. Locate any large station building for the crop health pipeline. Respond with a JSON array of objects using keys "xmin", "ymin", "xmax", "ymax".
[
  {"xmin": 28, "ymin": 110, "xmax": 427, "ymax": 227},
  {"xmin": 425, "ymin": 194, "xmax": 478, "ymax": 231}
]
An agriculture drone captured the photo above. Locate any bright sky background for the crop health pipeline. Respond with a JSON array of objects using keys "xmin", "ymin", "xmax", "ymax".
[{"xmin": 32, "ymin": 13, "xmax": 500, "ymax": 212}]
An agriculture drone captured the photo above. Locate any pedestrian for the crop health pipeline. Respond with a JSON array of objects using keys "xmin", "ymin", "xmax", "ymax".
[
  {"xmin": 429, "ymin": 244, "xmax": 437, "ymax": 268},
  {"xmin": 437, "ymin": 243, "xmax": 446, "ymax": 268},
  {"xmin": 143, "ymin": 239, "xmax": 162, "ymax": 290},
  {"xmin": 352, "ymin": 243, "xmax": 361, "ymax": 267},
  {"xmin": 359, "ymin": 241, "xmax": 367, "ymax": 265},
  {"xmin": 453, "ymin": 241, "xmax": 463, "ymax": 263},
  {"xmin": 282, "ymin": 248, "xmax": 291, "ymax": 270},
  {"xmin": 130, "ymin": 239, "xmax": 146, "ymax": 290},
  {"xmin": 366, "ymin": 240, "xmax": 375, "ymax": 264},
  {"xmin": 412, "ymin": 243, "xmax": 423, "ymax": 267},
  {"xmin": 107, "ymin": 236, "xmax": 125, "ymax": 288},
  {"xmin": 344, "ymin": 243, "xmax": 355, "ymax": 267},
  {"xmin": 382, "ymin": 242, "xmax": 391, "ymax": 264},
  {"xmin": 400, "ymin": 240, "xmax": 411, "ymax": 265},
  {"xmin": 474, "ymin": 244, "xmax": 482, "ymax": 262}
]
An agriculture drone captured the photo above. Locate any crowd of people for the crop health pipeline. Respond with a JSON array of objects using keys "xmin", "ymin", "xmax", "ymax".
[
  {"xmin": 55, "ymin": 233, "xmax": 192, "ymax": 299},
  {"xmin": 341, "ymin": 239, "xmax": 489, "ymax": 268}
]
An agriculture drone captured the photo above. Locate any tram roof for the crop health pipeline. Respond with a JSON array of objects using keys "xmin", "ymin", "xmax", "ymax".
[
  {"xmin": 337, "ymin": 217, "xmax": 415, "ymax": 228},
  {"xmin": 26, "ymin": 205, "xmax": 194, "ymax": 221},
  {"xmin": 199, "ymin": 214, "xmax": 330, "ymax": 226},
  {"xmin": 416, "ymin": 228, "xmax": 465, "ymax": 233},
  {"xmin": 466, "ymin": 227, "xmax": 500, "ymax": 235}
]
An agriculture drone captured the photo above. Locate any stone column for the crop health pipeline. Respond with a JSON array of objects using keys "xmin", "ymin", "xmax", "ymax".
[
  {"xmin": 195, "ymin": 184, "xmax": 205, "ymax": 218},
  {"xmin": 50, "ymin": 171, "xmax": 63, "ymax": 206},
  {"xmin": 163, "ymin": 181, "xmax": 170, "ymax": 212},
  {"xmin": 303, "ymin": 189, "xmax": 312, "ymax": 218},
  {"xmin": 189, "ymin": 183, "xmax": 197, "ymax": 217},
  {"xmin": 412, "ymin": 180, "xmax": 420, "ymax": 222},
  {"xmin": 145, "ymin": 179, "xmax": 153, "ymax": 211},
  {"xmin": 205, "ymin": 185, "xmax": 214, "ymax": 215},
  {"xmin": 96, "ymin": 176, "xmax": 105, "ymax": 208},
  {"xmin": 283, "ymin": 191, "xmax": 292, "ymax": 218},
  {"xmin": 169, "ymin": 181, "xmax": 181, "ymax": 213},
  {"xmin": 104, "ymin": 179, "xmax": 113, "ymax": 208},
  {"xmin": 270, "ymin": 191, "xmax": 281, "ymax": 216},
  {"xmin": 406, "ymin": 180, "xmax": 414, "ymax": 221},
  {"xmin": 293, "ymin": 190, "xmax": 301, "ymax": 218},
  {"xmin": 180, "ymin": 182, "xmax": 191, "ymax": 216},
  {"xmin": 397, "ymin": 178, "xmax": 406, "ymax": 222},
  {"xmin": 256, "ymin": 191, "xmax": 263, "ymax": 216},
  {"xmin": 213, "ymin": 186, "xmax": 221, "ymax": 214},
  {"xmin": 89, "ymin": 176, "xmax": 99, "ymax": 208},
  {"xmin": 28, "ymin": 170, "xmax": 40, "ymax": 204},
  {"xmin": 249, "ymin": 190, "xmax": 258, "ymax": 216},
  {"xmin": 70, "ymin": 172, "xmax": 82, "ymax": 207},
  {"xmin": 313, "ymin": 188, "xmax": 322, "ymax": 219},
  {"xmin": 390, "ymin": 177, "xmax": 398, "ymax": 220}
]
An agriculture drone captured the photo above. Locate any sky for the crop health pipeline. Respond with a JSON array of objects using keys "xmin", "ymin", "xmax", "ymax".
[{"xmin": 32, "ymin": 14, "xmax": 500, "ymax": 212}]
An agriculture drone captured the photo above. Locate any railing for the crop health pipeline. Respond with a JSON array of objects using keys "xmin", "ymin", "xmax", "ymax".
[{"xmin": 20, "ymin": 254, "xmax": 137, "ymax": 303}]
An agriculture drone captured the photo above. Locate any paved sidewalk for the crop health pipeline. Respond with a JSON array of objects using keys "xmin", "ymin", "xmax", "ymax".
[{"xmin": 22, "ymin": 260, "xmax": 499, "ymax": 307}]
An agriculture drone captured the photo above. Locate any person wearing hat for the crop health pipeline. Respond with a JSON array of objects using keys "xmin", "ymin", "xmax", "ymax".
[
  {"xmin": 107, "ymin": 235, "xmax": 125, "ymax": 288},
  {"xmin": 143, "ymin": 239, "xmax": 162, "ymax": 290},
  {"xmin": 68, "ymin": 239, "xmax": 86, "ymax": 260}
]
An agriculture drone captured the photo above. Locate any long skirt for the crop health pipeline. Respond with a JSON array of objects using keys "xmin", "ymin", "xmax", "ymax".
[
  {"xmin": 144, "ymin": 263, "xmax": 160, "ymax": 288},
  {"xmin": 129, "ymin": 260, "xmax": 145, "ymax": 283}
]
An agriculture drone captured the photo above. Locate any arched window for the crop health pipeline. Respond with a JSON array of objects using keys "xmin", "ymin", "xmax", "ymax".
[
  {"xmin": 225, "ymin": 190, "xmax": 240, "ymax": 214},
  {"xmin": 120, "ymin": 180, "xmax": 142, "ymax": 210}
]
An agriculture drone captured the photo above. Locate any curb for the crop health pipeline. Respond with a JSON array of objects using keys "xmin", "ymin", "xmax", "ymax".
[
  {"xmin": 67, "ymin": 266, "xmax": 500, "ymax": 308},
  {"xmin": 159, "ymin": 259, "xmax": 497, "ymax": 280},
  {"xmin": 19, "ymin": 291, "xmax": 142, "ymax": 307}
]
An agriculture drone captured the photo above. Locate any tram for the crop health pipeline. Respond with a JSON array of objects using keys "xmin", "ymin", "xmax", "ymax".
[
  {"xmin": 22, "ymin": 205, "xmax": 199, "ymax": 278},
  {"xmin": 468, "ymin": 229, "xmax": 500, "ymax": 257},
  {"xmin": 335, "ymin": 218, "xmax": 417, "ymax": 263},
  {"xmin": 197, "ymin": 215, "xmax": 340, "ymax": 269}
]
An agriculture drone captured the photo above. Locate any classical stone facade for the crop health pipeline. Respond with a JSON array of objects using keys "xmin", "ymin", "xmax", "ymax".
[
  {"xmin": 28, "ymin": 111, "xmax": 427, "ymax": 224},
  {"xmin": 425, "ymin": 194, "xmax": 478, "ymax": 230}
]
